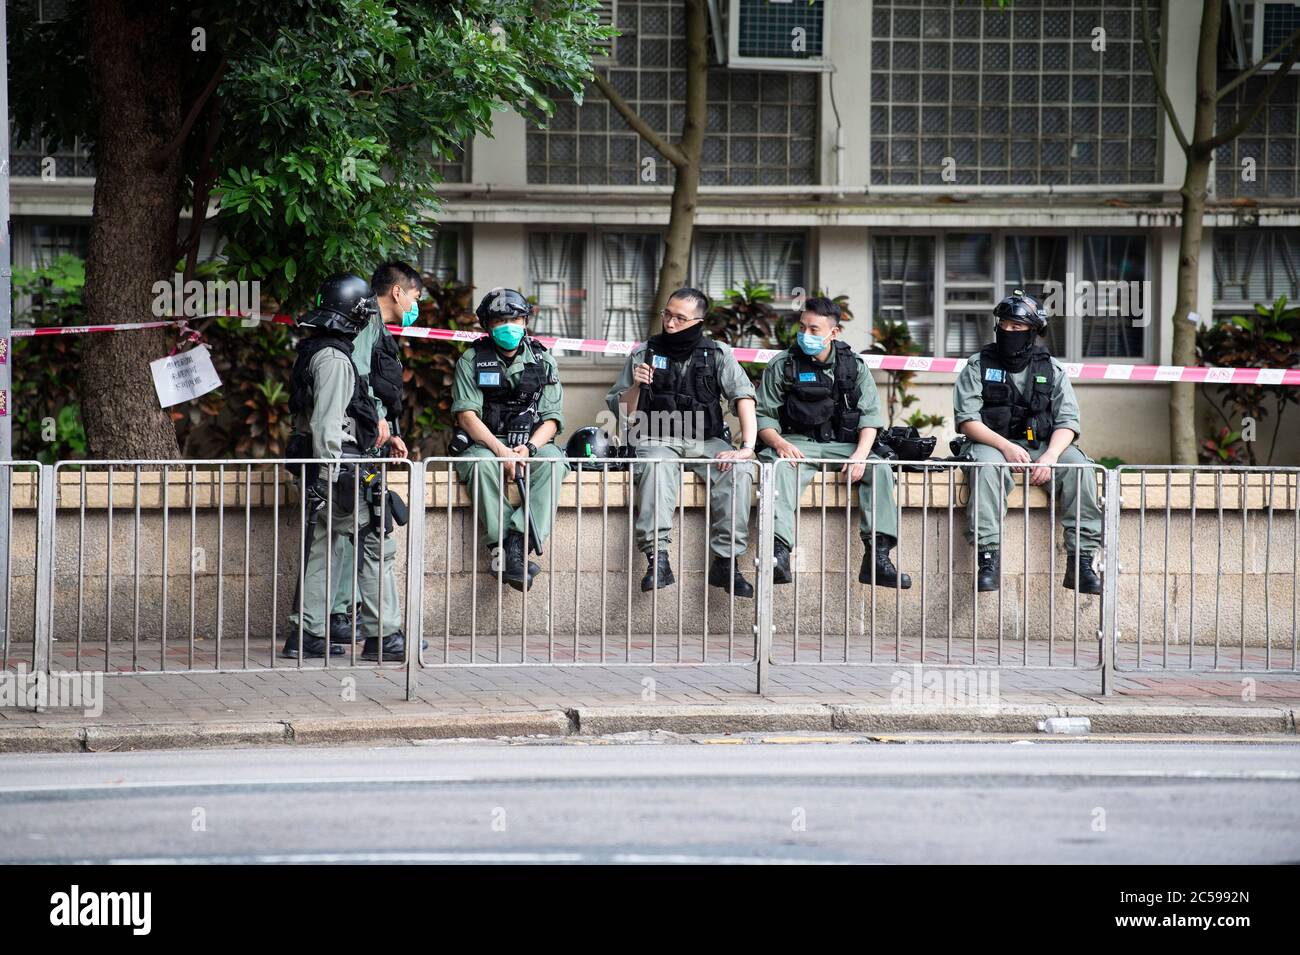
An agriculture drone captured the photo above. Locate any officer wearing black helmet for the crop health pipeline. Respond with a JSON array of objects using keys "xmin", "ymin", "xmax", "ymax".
[
  {"xmin": 953, "ymin": 289, "xmax": 1102, "ymax": 594},
  {"xmin": 284, "ymin": 273, "xmax": 408, "ymax": 660},
  {"xmin": 450, "ymin": 288, "xmax": 569, "ymax": 591}
]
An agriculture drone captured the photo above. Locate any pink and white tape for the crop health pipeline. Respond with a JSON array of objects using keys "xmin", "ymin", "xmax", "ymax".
[{"xmin": 12, "ymin": 313, "xmax": 1300, "ymax": 387}]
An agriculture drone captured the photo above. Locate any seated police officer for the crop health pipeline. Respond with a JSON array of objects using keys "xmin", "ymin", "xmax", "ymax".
[
  {"xmin": 606, "ymin": 287, "xmax": 759, "ymax": 597},
  {"xmin": 325, "ymin": 261, "xmax": 417, "ymax": 646},
  {"xmin": 756, "ymin": 297, "xmax": 911, "ymax": 589},
  {"xmin": 954, "ymin": 290, "xmax": 1102, "ymax": 594},
  {"xmin": 285, "ymin": 274, "xmax": 407, "ymax": 661},
  {"xmin": 450, "ymin": 288, "xmax": 569, "ymax": 592}
]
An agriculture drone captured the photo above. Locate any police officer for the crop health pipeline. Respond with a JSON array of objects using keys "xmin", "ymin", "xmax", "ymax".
[
  {"xmin": 953, "ymin": 290, "xmax": 1102, "ymax": 594},
  {"xmin": 451, "ymin": 288, "xmax": 569, "ymax": 591},
  {"xmin": 756, "ymin": 297, "xmax": 911, "ymax": 588},
  {"xmin": 325, "ymin": 261, "xmax": 418, "ymax": 645},
  {"xmin": 606, "ymin": 288, "xmax": 758, "ymax": 597},
  {"xmin": 284, "ymin": 274, "xmax": 407, "ymax": 660}
]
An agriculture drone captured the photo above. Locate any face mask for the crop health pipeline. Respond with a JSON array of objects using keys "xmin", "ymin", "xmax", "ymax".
[
  {"xmin": 401, "ymin": 301, "xmax": 420, "ymax": 327},
  {"xmin": 994, "ymin": 327, "xmax": 1034, "ymax": 361},
  {"xmin": 491, "ymin": 321, "xmax": 527, "ymax": 350},
  {"xmin": 797, "ymin": 332, "xmax": 827, "ymax": 356}
]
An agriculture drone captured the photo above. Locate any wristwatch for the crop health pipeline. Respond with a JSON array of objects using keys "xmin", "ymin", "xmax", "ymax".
[
  {"xmin": 524, "ymin": 441, "xmax": 538, "ymax": 455},
  {"xmin": 741, "ymin": 442, "xmax": 756, "ymax": 452}
]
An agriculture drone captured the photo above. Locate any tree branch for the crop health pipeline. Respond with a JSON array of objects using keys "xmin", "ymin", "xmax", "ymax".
[
  {"xmin": 592, "ymin": 71, "xmax": 687, "ymax": 167},
  {"xmin": 1207, "ymin": 34, "xmax": 1300, "ymax": 150},
  {"xmin": 1139, "ymin": 0, "xmax": 1189, "ymax": 154},
  {"xmin": 350, "ymin": 82, "xmax": 416, "ymax": 99},
  {"xmin": 1216, "ymin": 23, "xmax": 1300, "ymax": 101},
  {"xmin": 153, "ymin": 57, "xmax": 227, "ymax": 169}
]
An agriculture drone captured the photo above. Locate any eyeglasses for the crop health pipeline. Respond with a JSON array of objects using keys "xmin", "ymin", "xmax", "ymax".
[{"xmin": 659, "ymin": 308, "xmax": 699, "ymax": 325}]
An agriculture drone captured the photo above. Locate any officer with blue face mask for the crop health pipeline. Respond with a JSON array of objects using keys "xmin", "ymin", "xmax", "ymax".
[
  {"xmin": 756, "ymin": 297, "xmax": 910, "ymax": 588},
  {"xmin": 449, "ymin": 288, "xmax": 569, "ymax": 591}
]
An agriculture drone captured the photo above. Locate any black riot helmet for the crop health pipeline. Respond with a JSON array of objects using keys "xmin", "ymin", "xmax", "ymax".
[
  {"xmin": 298, "ymin": 274, "xmax": 378, "ymax": 335},
  {"xmin": 993, "ymin": 289, "xmax": 1047, "ymax": 335},
  {"xmin": 565, "ymin": 426, "xmax": 615, "ymax": 469},
  {"xmin": 476, "ymin": 288, "xmax": 533, "ymax": 326}
]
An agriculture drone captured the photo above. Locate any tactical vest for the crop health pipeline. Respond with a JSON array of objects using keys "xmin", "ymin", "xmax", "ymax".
[
  {"xmin": 472, "ymin": 337, "xmax": 552, "ymax": 444},
  {"xmin": 289, "ymin": 331, "xmax": 380, "ymax": 453},
  {"xmin": 640, "ymin": 340, "xmax": 726, "ymax": 442},
  {"xmin": 777, "ymin": 340, "xmax": 862, "ymax": 443},
  {"xmin": 977, "ymin": 344, "xmax": 1055, "ymax": 449},
  {"xmin": 363, "ymin": 323, "xmax": 404, "ymax": 422}
]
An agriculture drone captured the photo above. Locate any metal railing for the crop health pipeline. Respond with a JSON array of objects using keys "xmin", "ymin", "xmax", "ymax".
[{"xmin": 3, "ymin": 457, "xmax": 1298, "ymax": 707}]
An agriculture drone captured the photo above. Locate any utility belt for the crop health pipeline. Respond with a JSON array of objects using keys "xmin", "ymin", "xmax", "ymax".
[{"xmin": 287, "ymin": 434, "xmax": 408, "ymax": 533}]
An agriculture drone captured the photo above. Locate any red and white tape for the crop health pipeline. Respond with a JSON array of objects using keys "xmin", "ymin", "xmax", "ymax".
[{"xmin": 10, "ymin": 313, "xmax": 1300, "ymax": 387}]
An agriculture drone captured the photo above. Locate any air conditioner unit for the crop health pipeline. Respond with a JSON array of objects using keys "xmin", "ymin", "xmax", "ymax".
[
  {"xmin": 708, "ymin": 0, "xmax": 831, "ymax": 72},
  {"xmin": 1250, "ymin": 0, "xmax": 1300, "ymax": 71}
]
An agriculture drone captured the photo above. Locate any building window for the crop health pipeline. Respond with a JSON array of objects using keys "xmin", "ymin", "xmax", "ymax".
[
  {"xmin": 1213, "ymin": 228, "xmax": 1300, "ymax": 318},
  {"xmin": 526, "ymin": 0, "xmax": 817, "ymax": 185},
  {"xmin": 419, "ymin": 228, "xmax": 464, "ymax": 285},
  {"xmin": 692, "ymin": 230, "xmax": 807, "ymax": 308},
  {"xmin": 9, "ymin": 127, "xmax": 95, "ymax": 179},
  {"xmin": 601, "ymin": 232, "xmax": 660, "ymax": 341},
  {"xmin": 869, "ymin": 0, "xmax": 1161, "ymax": 185},
  {"xmin": 527, "ymin": 232, "xmax": 588, "ymax": 339},
  {"xmin": 29, "ymin": 222, "xmax": 89, "ymax": 267},
  {"xmin": 872, "ymin": 230, "xmax": 1149, "ymax": 361}
]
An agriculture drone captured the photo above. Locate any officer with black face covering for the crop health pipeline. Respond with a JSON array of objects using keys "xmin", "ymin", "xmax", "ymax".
[
  {"xmin": 953, "ymin": 290, "xmax": 1102, "ymax": 594},
  {"xmin": 284, "ymin": 274, "xmax": 408, "ymax": 661}
]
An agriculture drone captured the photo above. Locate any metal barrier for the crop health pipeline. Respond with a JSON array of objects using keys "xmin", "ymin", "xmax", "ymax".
[
  {"xmin": 6, "ymin": 455, "xmax": 1300, "ymax": 707},
  {"xmin": 417, "ymin": 455, "xmax": 767, "ymax": 674},
  {"xmin": 766, "ymin": 458, "xmax": 1109, "ymax": 677},
  {"xmin": 1113, "ymin": 466, "xmax": 1299, "ymax": 674}
]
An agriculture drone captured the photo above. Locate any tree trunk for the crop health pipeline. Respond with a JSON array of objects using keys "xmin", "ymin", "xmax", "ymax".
[
  {"xmin": 649, "ymin": 0, "xmax": 709, "ymax": 331},
  {"xmin": 81, "ymin": 0, "xmax": 187, "ymax": 459}
]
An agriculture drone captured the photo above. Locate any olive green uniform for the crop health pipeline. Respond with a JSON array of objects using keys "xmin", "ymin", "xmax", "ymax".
[
  {"xmin": 451, "ymin": 340, "xmax": 569, "ymax": 549},
  {"xmin": 756, "ymin": 350, "xmax": 898, "ymax": 548},
  {"xmin": 330, "ymin": 311, "xmax": 392, "ymax": 616},
  {"xmin": 606, "ymin": 341, "xmax": 757, "ymax": 559},
  {"xmin": 953, "ymin": 351, "xmax": 1102, "ymax": 553},
  {"xmin": 289, "ymin": 346, "xmax": 401, "ymax": 639}
]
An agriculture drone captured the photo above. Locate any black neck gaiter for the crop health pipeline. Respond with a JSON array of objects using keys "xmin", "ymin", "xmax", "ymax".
[
  {"xmin": 647, "ymin": 321, "xmax": 704, "ymax": 363},
  {"xmin": 994, "ymin": 328, "xmax": 1035, "ymax": 372}
]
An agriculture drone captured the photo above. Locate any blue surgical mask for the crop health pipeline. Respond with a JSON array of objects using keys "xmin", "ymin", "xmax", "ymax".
[
  {"xmin": 491, "ymin": 321, "xmax": 527, "ymax": 350},
  {"xmin": 401, "ymin": 302, "xmax": 420, "ymax": 327},
  {"xmin": 797, "ymin": 332, "xmax": 826, "ymax": 356}
]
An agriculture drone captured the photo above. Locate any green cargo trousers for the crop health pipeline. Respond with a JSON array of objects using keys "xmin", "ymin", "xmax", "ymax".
[
  {"xmin": 453, "ymin": 442, "xmax": 570, "ymax": 551},
  {"xmin": 760, "ymin": 435, "xmax": 899, "ymax": 549},
  {"xmin": 632, "ymin": 437, "xmax": 756, "ymax": 559},
  {"xmin": 289, "ymin": 507, "xmax": 401, "ymax": 640},
  {"xmin": 963, "ymin": 441, "xmax": 1102, "ymax": 553}
]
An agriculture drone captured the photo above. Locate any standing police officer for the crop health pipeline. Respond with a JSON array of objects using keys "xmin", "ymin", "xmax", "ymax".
[
  {"xmin": 284, "ymin": 274, "xmax": 407, "ymax": 660},
  {"xmin": 953, "ymin": 290, "xmax": 1102, "ymax": 594},
  {"xmin": 451, "ymin": 288, "xmax": 569, "ymax": 591},
  {"xmin": 756, "ymin": 297, "xmax": 911, "ymax": 589},
  {"xmin": 605, "ymin": 287, "xmax": 758, "ymax": 597},
  {"xmin": 325, "ymin": 261, "xmax": 419, "ymax": 645}
]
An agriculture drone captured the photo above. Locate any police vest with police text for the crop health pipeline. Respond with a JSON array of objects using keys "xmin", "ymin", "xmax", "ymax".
[
  {"xmin": 289, "ymin": 331, "xmax": 380, "ymax": 453},
  {"xmin": 641, "ymin": 340, "xmax": 726, "ymax": 441},
  {"xmin": 778, "ymin": 340, "xmax": 863, "ymax": 443},
  {"xmin": 472, "ymin": 337, "xmax": 552, "ymax": 443},
  {"xmin": 977, "ymin": 344, "xmax": 1055, "ymax": 449}
]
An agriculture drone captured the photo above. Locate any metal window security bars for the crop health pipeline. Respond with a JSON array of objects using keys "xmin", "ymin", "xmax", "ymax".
[{"xmin": 1, "ymin": 458, "xmax": 1297, "ymax": 708}]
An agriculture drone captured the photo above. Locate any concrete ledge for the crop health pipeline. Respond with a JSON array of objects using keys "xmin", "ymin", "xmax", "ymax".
[
  {"xmin": 832, "ymin": 703, "xmax": 1060, "ymax": 734},
  {"xmin": 571, "ymin": 703, "xmax": 835, "ymax": 735},
  {"xmin": 0, "ymin": 725, "xmax": 85, "ymax": 753},
  {"xmin": 287, "ymin": 711, "xmax": 573, "ymax": 744},
  {"xmin": 83, "ymin": 721, "xmax": 289, "ymax": 752},
  {"xmin": 1060, "ymin": 704, "xmax": 1294, "ymax": 735}
]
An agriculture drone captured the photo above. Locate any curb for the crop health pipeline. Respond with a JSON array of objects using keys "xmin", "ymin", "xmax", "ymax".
[{"xmin": 0, "ymin": 704, "xmax": 1294, "ymax": 754}]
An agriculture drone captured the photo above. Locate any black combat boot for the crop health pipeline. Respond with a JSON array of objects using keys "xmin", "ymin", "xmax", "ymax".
[
  {"xmin": 280, "ymin": 632, "xmax": 346, "ymax": 659},
  {"xmin": 708, "ymin": 556, "xmax": 754, "ymax": 598},
  {"xmin": 360, "ymin": 630, "xmax": 428, "ymax": 662},
  {"xmin": 1064, "ymin": 552, "xmax": 1103, "ymax": 595},
  {"xmin": 329, "ymin": 610, "xmax": 361, "ymax": 644},
  {"xmin": 641, "ymin": 550, "xmax": 674, "ymax": 591},
  {"xmin": 859, "ymin": 533, "xmax": 912, "ymax": 589},
  {"xmin": 503, "ymin": 531, "xmax": 541, "ymax": 592},
  {"xmin": 772, "ymin": 539, "xmax": 793, "ymax": 585},
  {"xmin": 976, "ymin": 548, "xmax": 1000, "ymax": 592}
]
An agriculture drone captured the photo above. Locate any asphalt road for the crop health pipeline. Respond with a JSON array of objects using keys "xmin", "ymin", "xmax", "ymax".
[{"xmin": 2, "ymin": 736, "xmax": 1298, "ymax": 864}]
